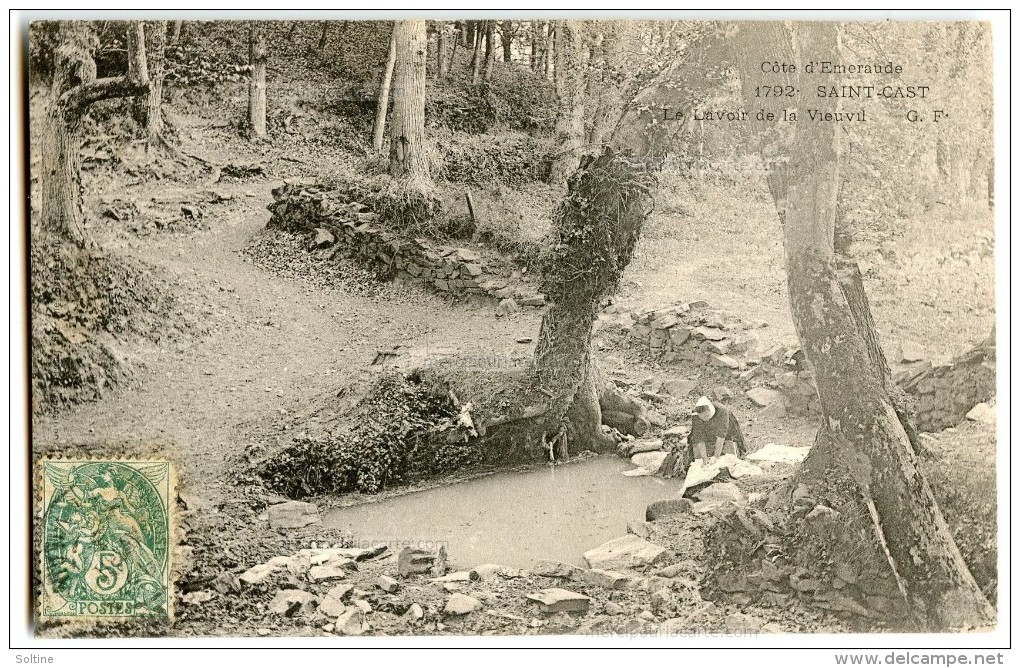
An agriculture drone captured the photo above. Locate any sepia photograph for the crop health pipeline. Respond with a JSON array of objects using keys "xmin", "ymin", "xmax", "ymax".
[{"xmin": 13, "ymin": 8, "xmax": 1010, "ymax": 656}]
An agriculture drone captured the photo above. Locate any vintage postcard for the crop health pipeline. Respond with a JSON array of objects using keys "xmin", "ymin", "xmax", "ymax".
[{"xmin": 19, "ymin": 10, "xmax": 1007, "ymax": 654}]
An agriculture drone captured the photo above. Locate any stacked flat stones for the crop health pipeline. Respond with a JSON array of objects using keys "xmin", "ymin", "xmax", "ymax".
[{"xmin": 267, "ymin": 179, "xmax": 545, "ymax": 307}]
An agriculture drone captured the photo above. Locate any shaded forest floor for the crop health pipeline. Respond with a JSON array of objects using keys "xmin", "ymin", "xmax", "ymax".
[{"xmin": 30, "ymin": 58, "xmax": 997, "ymax": 637}]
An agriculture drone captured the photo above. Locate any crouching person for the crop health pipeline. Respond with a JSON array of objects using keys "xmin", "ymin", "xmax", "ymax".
[{"xmin": 690, "ymin": 395, "xmax": 746, "ymax": 464}]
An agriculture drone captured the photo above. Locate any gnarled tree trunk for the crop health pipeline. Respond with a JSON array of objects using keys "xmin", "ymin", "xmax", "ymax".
[
  {"xmin": 534, "ymin": 148, "xmax": 653, "ymax": 455},
  {"xmin": 750, "ymin": 21, "xmax": 993, "ymax": 630},
  {"xmin": 40, "ymin": 22, "xmax": 148, "ymax": 247}
]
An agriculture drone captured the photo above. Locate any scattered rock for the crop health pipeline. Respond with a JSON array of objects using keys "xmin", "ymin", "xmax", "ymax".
[
  {"xmin": 530, "ymin": 560, "xmax": 575, "ymax": 579},
  {"xmin": 746, "ymin": 387, "xmax": 783, "ymax": 407},
  {"xmin": 725, "ymin": 612, "xmax": 766, "ymax": 633},
  {"xmin": 311, "ymin": 228, "xmax": 335, "ymax": 249},
  {"xmin": 432, "ymin": 570, "xmax": 476, "ymax": 583},
  {"xmin": 630, "ymin": 450, "xmax": 669, "ymax": 470},
  {"xmin": 496, "ymin": 298, "xmax": 520, "ymax": 317},
  {"xmin": 653, "ymin": 562, "xmax": 693, "ymax": 578},
  {"xmin": 268, "ymin": 589, "xmax": 319, "ymax": 617},
  {"xmin": 713, "ymin": 385, "xmax": 733, "ymax": 401},
  {"xmin": 267, "ymin": 501, "xmax": 321, "ymax": 530},
  {"xmin": 645, "ymin": 498, "xmax": 694, "ymax": 521},
  {"xmin": 526, "ymin": 588, "xmax": 592, "ymax": 614},
  {"xmin": 761, "ymin": 399, "xmax": 788, "ymax": 419},
  {"xmin": 805, "ymin": 504, "xmax": 840, "ymax": 524},
  {"xmin": 444, "ymin": 593, "xmax": 483, "ymax": 615},
  {"xmin": 627, "ymin": 520, "xmax": 662, "ymax": 540},
  {"xmin": 405, "ymin": 602, "xmax": 425, "ymax": 621},
  {"xmin": 182, "ymin": 590, "xmax": 213, "ymax": 605},
  {"xmin": 604, "ymin": 601, "xmax": 624, "ymax": 615},
  {"xmin": 712, "ymin": 354, "xmax": 740, "ymax": 370},
  {"xmin": 335, "ymin": 608, "xmax": 367, "ymax": 635},
  {"xmin": 352, "ymin": 599, "xmax": 372, "ymax": 614},
  {"xmin": 239, "ymin": 563, "xmax": 277, "ymax": 585},
  {"xmin": 965, "ymin": 402, "xmax": 995, "ymax": 424},
  {"xmin": 694, "ymin": 326, "xmax": 727, "ymax": 341},
  {"xmin": 661, "ymin": 378, "xmax": 698, "ymax": 398},
  {"xmin": 398, "ymin": 545, "xmax": 447, "ymax": 577},
  {"xmin": 628, "ymin": 439, "xmax": 663, "ymax": 456},
  {"xmin": 211, "ymin": 572, "xmax": 241, "ymax": 595},
  {"xmin": 583, "ymin": 534, "xmax": 668, "ymax": 570},
  {"xmin": 320, "ymin": 584, "xmax": 354, "ymax": 617},
  {"xmin": 576, "ymin": 568, "xmax": 630, "ymax": 590},
  {"xmin": 470, "ymin": 563, "xmax": 507, "ymax": 581},
  {"xmin": 378, "ymin": 575, "xmax": 400, "ymax": 593},
  {"xmin": 308, "ymin": 564, "xmax": 351, "ymax": 582},
  {"xmin": 695, "ymin": 482, "xmax": 745, "ymax": 505}
]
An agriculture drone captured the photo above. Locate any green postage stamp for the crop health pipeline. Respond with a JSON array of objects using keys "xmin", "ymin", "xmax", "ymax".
[{"xmin": 38, "ymin": 459, "xmax": 175, "ymax": 621}]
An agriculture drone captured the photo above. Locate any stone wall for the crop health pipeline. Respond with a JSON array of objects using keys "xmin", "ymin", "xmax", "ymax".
[
  {"xmin": 612, "ymin": 300, "xmax": 995, "ymax": 432},
  {"xmin": 895, "ymin": 334, "xmax": 996, "ymax": 432},
  {"xmin": 266, "ymin": 180, "xmax": 546, "ymax": 308}
]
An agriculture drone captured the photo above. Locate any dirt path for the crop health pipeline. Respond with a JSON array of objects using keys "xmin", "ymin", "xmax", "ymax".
[{"xmin": 32, "ymin": 163, "xmax": 539, "ymax": 509}]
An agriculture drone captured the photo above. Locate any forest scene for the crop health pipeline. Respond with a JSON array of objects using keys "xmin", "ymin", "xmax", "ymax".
[{"xmin": 27, "ymin": 17, "xmax": 998, "ymax": 639}]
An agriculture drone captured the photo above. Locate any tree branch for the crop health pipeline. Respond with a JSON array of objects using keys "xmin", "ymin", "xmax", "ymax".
[{"xmin": 58, "ymin": 76, "xmax": 149, "ymax": 115}]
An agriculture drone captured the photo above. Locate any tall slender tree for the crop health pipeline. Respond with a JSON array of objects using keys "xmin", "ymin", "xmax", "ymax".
[
  {"xmin": 372, "ymin": 26, "xmax": 397, "ymax": 154},
  {"xmin": 247, "ymin": 22, "xmax": 267, "ymax": 139},
  {"xmin": 548, "ymin": 20, "xmax": 587, "ymax": 186}
]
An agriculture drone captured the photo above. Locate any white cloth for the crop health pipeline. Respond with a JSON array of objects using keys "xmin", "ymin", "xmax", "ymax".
[{"xmin": 679, "ymin": 453, "xmax": 762, "ymax": 496}]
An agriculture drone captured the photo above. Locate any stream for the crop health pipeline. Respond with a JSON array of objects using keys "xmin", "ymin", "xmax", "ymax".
[{"xmin": 321, "ymin": 457, "xmax": 683, "ymax": 568}]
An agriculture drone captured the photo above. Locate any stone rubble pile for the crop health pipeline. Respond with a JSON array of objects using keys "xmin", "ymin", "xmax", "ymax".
[
  {"xmin": 606, "ymin": 299, "xmax": 995, "ymax": 432},
  {"xmin": 266, "ymin": 179, "xmax": 546, "ymax": 307}
]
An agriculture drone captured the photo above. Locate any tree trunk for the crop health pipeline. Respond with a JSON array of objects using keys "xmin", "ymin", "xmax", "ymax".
[
  {"xmin": 482, "ymin": 21, "xmax": 496, "ymax": 81},
  {"xmin": 436, "ymin": 23, "xmax": 448, "ymax": 78},
  {"xmin": 755, "ymin": 21, "xmax": 993, "ymax": 630},
  {"xmin": 126, "ymin": 21, "xmax": 148, "ymax": 87},
  {"xmin": 169, "ymin": 20, "xmax": 183, "ymax": 45},
  {"xmin": 501, "ymin": 21, "xmax": 513, "ymax": 62},
  {"xmin": 372, "ymin": 27, "xmax": 397, "ymax": 154},
  {"xmin": 317, "ymin": 21, "xmax": 329, "ymax": 51},
  {"xmin": 447, "ymin": 29, "xmax": 459, "ymax": 75},
  {"xmin": 470, "ymin": 21, "xmax": 483, "ymax": 85},
  {"xmin": 548, "ymin": 20, "xmax": 586, "ymax": 187},
  {"xmin": 40, "ymin": 22, "xmax": 148, "ymax": 247},
  {"xmin": 388, "ymin": 20, "xmax": 429, "ymax": 180},
  {"xmin": 533, "ymin": 148, "xmax": 653, "ymax": 455},
  {"xmin": 247, "ymin": 22, "xmax": 267, "ymax": 139},
  {"xmin": 144, "ymin": 20, "xmax": 167, "ymax": 141},
  {"xmin": 530, "ymin": 24, "xmax": 539, "ymax": 71},
  {"xmin": 545, "ymin": 22, "xmax": 555, "ymax": 78}
]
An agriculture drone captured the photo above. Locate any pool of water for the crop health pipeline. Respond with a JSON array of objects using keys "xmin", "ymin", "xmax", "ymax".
[{"xmin": 321, "ymin": 457, "xmax": 683, "ymax": 568}]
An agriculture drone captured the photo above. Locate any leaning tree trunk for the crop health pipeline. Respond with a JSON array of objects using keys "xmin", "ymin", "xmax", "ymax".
[
  {"xmin": 372, "ymin": 27, "xmax": 397, "ymax": 154},
  {"xmin": 759, "ymin": 21, "xmax": 993, "ymax": 630},
  {"xmin": 40, "ymin": 22, "xmax": 148, "ymax": 247},
  {"xmin": 533, "ymin": 148, "xmax": 654, "ymax": 455},
  {"xmin": 247, "ymin": 22, "xmax": 267, "ymax": 139},
  {"xmin": 169, "ymin": 20, "xmax": 183, "ymax": 45},
  {"xmin": 388, "ymin": 20, "xmax": 430, "ymax": 180},
  {"xmin": 548, "ymin": 20, "xmax": 586, "ymax": 187}
]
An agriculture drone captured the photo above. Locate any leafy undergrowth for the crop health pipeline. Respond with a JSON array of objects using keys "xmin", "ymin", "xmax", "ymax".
[
  {"xmin": 250, "ymin": 372, "xmax": 482, "ymax": 498},
  {"xmin": 30, "ymin": 232, "xmax": 193, "ymax": 412}
]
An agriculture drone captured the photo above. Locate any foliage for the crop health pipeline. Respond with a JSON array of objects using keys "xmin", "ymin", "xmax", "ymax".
[
  {"xmin": 539, "ymin": 148, "xmax": 656, "ymax": 303},
  {"xmin": 434, "ymin": 131, "xmax": 554, "ymax": 186},
  {"xmin": 30, "ymin": 233, "xmax": 189, "ymax": 411},
  {"xmin": 426, "ymin": 64, "xmax": 555, "ymax": 133},
  {"xmin": 256, "ymin": 373, "xmax": 482, "ymax": 498}
]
